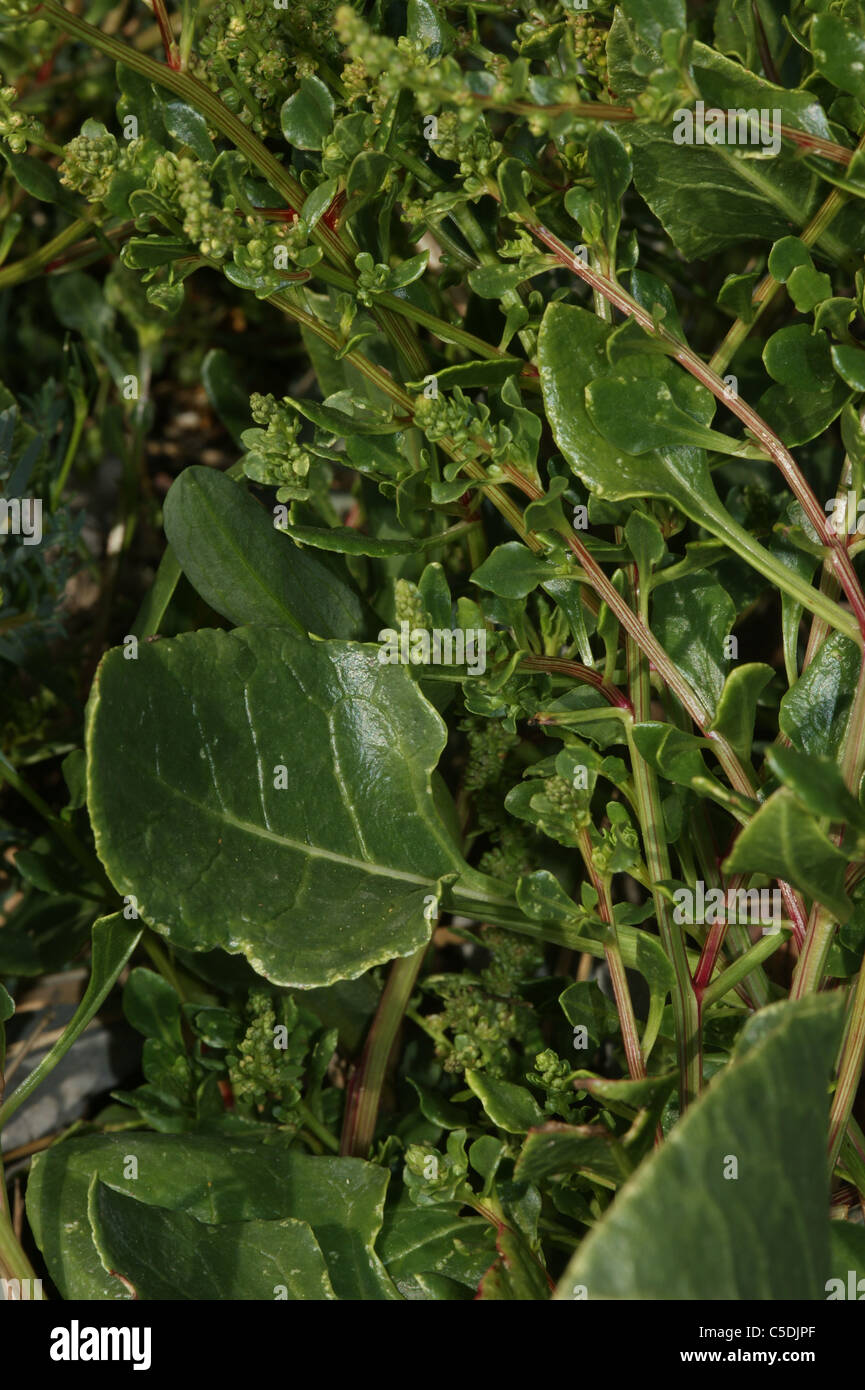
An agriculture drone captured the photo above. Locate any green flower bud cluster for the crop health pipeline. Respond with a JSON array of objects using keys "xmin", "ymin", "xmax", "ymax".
[
  {"xmin": 568, "ymin": 12, "xmax": 609, "ymax": 87},
  {"xmin": 477, "ymin": 826, "xmax": 534, "ymax": 884},
  {"xmin": 532, "ymin": 1047, "xmax": 573, "ymax": 1091},
  {"xmin": 394, "ymin": 578, "xmax": 428, "ymax": 630},
  {"xmin": 425, "ymin": 978, "xmax": 529, "ymax": 1077},
  {"xmin": 527, "ymin": 1047, "xmax": 578, "ymax": 1119},
  {"xmin": 413, "ymin": 386, "xmax": 489, "ymax": 457},
  {"xmin": 460, "ymin": 715, "xmax": 519, "ymax": 795},
  {"xmin": 195, "ymin": 0, "xmax": 338, "ymax": 134},
  {"xmin": 60, "ymin": 124, "xmax": 126, "ymax": 203},
  {"xmin": 431, "ymin": 112, "xmax": 502, "ymax": 197},
  {"xmin": 241, "ymin": 392, "xmax": 312, "ymax": 485},
  {"xmin": 0, "ymin": 85, "xmax": 45, "ymax": 153},
  {"xmin": 227, "ymin": 987, "xmax": 314, "ymax": 1119},
  {"xmin": 335, "ymin": 5, "xmax": 472, "ymax": 119},
  {"xmin": 173, "ymin": 155, "xmax": 238, "ymax": 261},
  {"xmin": 423, "ymin": 928, "xmax": 543, "ymax": 1080},
  {"xmin": 404, "ymin": 1131, "xmax": 472, "ymax": 1207}
]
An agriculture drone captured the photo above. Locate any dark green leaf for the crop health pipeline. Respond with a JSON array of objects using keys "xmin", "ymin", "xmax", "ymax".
[
  {"xmin": 280, "ymin": 76, "xmax": 335, "ymax": 151},
  {"xmin": 724, "ymin": 789, "xmax": 853, "ymax": 919},
  {"xmin": 555, "ymin": 996, "xmax": 842, "ymax": 1299},
  {"xmin": 163, "ymin": 466, "xmax": 365, "ymax": 638},
  {"xmin": 86, "ymin": 627, "xmax": 487, "ymax": 988}
]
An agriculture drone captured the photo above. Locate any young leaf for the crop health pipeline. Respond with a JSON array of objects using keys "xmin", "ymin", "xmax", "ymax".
[{"xmin": 708, "ymin": 663, "xmax": 774, "ymax": 765}]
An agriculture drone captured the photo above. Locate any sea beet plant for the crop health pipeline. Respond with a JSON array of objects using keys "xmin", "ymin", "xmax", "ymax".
[{"xmin": 1, "ymin": 0, "xmax": 865, "ymax": 1305}]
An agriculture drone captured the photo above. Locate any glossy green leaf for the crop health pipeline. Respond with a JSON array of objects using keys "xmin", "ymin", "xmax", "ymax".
[
  {"xmin": 812, "ymin": 14, "xmax": 865, "ymax": 106},
  {"xmin": 378, "ymin": 1195, "xmax": 495, "ymax": 1295},
  {"xmin": 708, "ymin": 663, "xmax": 774, "ymax": 765},
  {"xmin": 465, "ymin": 1070, "xmax": 545, "ymax": 1134},
  {"xmin": 163, "ymin": 466, "xmax": 365, "ymax": 638},
  {"xmin": 831, "ymin": 344, "xmax": 865, "ymax": 392},
  {"xmin": 160, "ymin": 97, "xmax": 217, "ymax": 162},
  {"xmin": 779, "ymin": 633, "xmax": 860, "ymax": 757},
  {"xmin": 280, "ymin": 76, "xmax": 335, "ymax": 151},
  {"xmin": 472, "ymin": 542, "xmax": 555, "ymax": 599},
  {"xmin": 763, "ymin": 325, "xmax": 835, "ymax": 390},
  {"xmin": 766, "ymin": 745, "xmax": 865, "ymax": 833},
  {"xmin": 86, "ymin": 627, "xmax": 488, "ymax": 988},
  {"xmin": 724, "ymin": 788, "xmax": 853, "ymax": 919},
  {"xmin": 555, "ymin": 996, "xmax": 842, "ymax": 1299},
  {"xmin": 27, "ymin": 1132, "xmax": 398, "ymax": 1300},
  {"xmin": 652, "ymin": 573, "xmax": 736, "ymax": 714},
  {"xmin": 89, "ymin": 1181, "xmax": 336, "ymax": 1300},
  {"xmin": 558, "ymin": 980, "xmax": 620, "ymax": 1050},
  {"xmin": 0, "ymin": 149, "xmax": 68, "ymax": 204}
]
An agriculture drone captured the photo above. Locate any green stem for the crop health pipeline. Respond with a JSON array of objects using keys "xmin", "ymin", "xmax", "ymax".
[
  {"xmin": 626, "ymin": 630, "xmax": 702, "ymax": 1107},
  {"xmin": 828, "ymin": 960, "xmax": 865, "ymax": 1170},
  {"xmin": 577, "ymin": 830, "xmax": 645, "ymax": 1082},
  {"xmin": 792, "ymin": 653, "xmax": 865, "ymax": 998},
  {"xmin": 340, "ymin": 947, "xmax": 426, "ymax": 1158},
  {"xmin": 297, "ymin": 1101, "xmax": 340, "ymax": 1154},
  {"xmin": 0, "ymin": 216, "xmax": 92, "ymax": 291}
]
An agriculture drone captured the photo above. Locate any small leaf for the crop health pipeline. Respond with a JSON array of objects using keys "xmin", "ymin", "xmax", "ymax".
[
  {"xmin": 786, "ymin": 263, "xmax": 833, "ymax": 313},
  {"xmin": 831, "ymin": 344, "xmax": 865, "ymax": 392},
  {"xmin": 1, "ymin": 150, "xmax": 68, "ymax": 204},
  {"xmin": 779, "ymin": 633, "xmax": 860, "ymax": 758},
  {"xmin": 472, "ymin": 542, "xmax": 555, "ymax": 599},
  {"xmin": 161, "ymin": 98, "xmax": 217, "ymax": 162},
  {"xmin": 301, "ymin": 177, "xmax": 338, "ymax": 229},
  {"xmin": 280, "ymin": 76, "xmax": 335, "ymax": 151},
  {"xmin": 708, "ymin": 663, "xmax": 774, "ymax": 765},
  {"xmin": 464, "ymin": 1070, "xmax": 545, "ymax": 1133},
  {"xmin": 763, "ymin": 325, "xmax": 835, "ymax": 390}
]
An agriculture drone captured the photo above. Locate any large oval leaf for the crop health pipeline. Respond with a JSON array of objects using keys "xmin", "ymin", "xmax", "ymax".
[
  {"xmin": 554, "ymin": 995, "xmax": 842, "ymax": 1299},
  {"xmin": 86, "ymin": 627, "xmax": 473, "ymax": 986}
]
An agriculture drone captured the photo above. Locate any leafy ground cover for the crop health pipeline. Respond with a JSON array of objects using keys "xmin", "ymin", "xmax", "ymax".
[{"xmin": 1, "ymin": 0, "xmax": 865, "ymax": 1302}]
